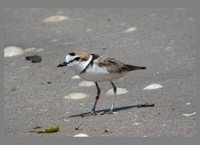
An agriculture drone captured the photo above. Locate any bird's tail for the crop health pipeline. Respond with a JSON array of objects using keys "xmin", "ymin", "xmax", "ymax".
[{"xmin": 124, "ymin": 64, "xmax": 146, "ymax": 71}]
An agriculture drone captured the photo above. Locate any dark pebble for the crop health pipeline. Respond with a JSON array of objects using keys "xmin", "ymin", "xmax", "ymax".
[{"xmin": 25, "ymin": 55, "xmax": 42, "ymax": 63}]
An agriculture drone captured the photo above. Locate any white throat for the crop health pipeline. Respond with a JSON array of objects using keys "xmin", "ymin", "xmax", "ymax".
[{"xmin": 70, "ymin": 54, "xmax": 93, "ymax": 74}]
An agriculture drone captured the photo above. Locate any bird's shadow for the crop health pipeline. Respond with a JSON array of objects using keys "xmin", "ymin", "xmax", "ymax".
[{"xmin": 68, "ymin": 103, "xmax": 155, "ymax": 118}]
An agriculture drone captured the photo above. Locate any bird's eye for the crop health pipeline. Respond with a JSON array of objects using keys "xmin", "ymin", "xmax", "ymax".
[{"xmin": 75, "ymin": 57, "xmax": 80, "ymax": 61}]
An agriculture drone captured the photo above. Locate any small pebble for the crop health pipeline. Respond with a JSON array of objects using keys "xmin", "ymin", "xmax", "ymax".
[{"xmin": 25, "ymin": 55, "xmax": 42, "ymax": 63}]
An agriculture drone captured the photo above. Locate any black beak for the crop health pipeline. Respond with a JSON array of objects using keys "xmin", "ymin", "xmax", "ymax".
[{"xmin": 57, "ymin": 61, "xmax": 68, "ymax": 67}]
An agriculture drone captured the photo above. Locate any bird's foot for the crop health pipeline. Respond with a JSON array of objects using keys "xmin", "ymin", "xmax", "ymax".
[
  {"xmin": 107, "ymin": 110, "xmax": 114, "ymax": 114},
  {"xmin": 80, "ymin": 110, "xmax": 96, "ymax": 117}
]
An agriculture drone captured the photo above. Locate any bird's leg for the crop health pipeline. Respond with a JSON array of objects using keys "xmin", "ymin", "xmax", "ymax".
[
  {"xmin": 90, "ymin": 82, "xmax": 101, "ymax": 114},
  {"xmin": 108, "ymin": 81, "xmax": 117, "ymax": 114}
]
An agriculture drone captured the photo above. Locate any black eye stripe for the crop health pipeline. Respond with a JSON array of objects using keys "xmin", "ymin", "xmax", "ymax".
[
  {"xmin": 67, "ymin": 57, "xmax": 81, "ymax": 65},
  {"xmin": 69, "ymin": 52, "xmax": 75, "ymax": 56},
  {"xmin": 75, "ymin": 57, "xmax": 80, "ymax": 61}
]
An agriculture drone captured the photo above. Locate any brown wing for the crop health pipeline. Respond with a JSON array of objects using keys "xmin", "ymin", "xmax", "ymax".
[{"xmin": 96, "ymin": 56, "xmax": 127, "ymax": 73}]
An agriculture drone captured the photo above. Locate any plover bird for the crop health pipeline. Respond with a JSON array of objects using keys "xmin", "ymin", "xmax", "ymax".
[{"xmin": 57, "ymin": 51, "xmax": 146, "ymax": 115}]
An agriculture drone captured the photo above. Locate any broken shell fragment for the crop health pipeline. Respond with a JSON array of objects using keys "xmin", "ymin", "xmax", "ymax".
[
  {"xmin": 106, "ymin": 88, "xmax": 128, "ymax": 96},
  {"xmin": 44, "ymin": 15, "xmax": 68, "ymax": 23},
  {"xmin": 71, "ymin": 75, "xmax": 80, "ymax": 79},
  {"xmin": 73, "ymin": 133, "xmax": 89, "ymax": 137},
  {"xmin": 63, "ymin": 93, "xmax": 88, "ymax": 100},
  {"xmin": 143, "ymin": 84, "xmax": 163, "ymax": 90}
]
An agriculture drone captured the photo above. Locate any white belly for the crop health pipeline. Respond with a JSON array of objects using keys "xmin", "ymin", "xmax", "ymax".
[
  {"xmin": 79, "ymin": 72, "xmax": 125, "ymax": 82},
  {"xmin": 70, "ymin": 64, "xmax": 126, "ymax": 82}
]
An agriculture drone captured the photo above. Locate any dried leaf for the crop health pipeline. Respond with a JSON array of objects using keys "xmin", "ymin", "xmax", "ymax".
[
  {"xmin": 75, "ymin": 125, "xmax": 83, "ymax": 131},
  {"xmin": 104, "ymin": 129, "xmax": 112, "ymax": 133},
  {"xmin": 29, "ymin": 125, "xmax": 59, "ymax": 134}
]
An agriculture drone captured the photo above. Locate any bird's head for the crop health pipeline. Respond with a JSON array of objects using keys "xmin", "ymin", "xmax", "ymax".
[{"xmin": 57, "ymin": 51, "xmax": 90, "ymax": 68}]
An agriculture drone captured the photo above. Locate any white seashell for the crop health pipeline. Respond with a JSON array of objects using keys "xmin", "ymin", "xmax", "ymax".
[
  {"xmin": 79, "ymin": 81, "xmax": 95, "ymax": 87},
  {"xmin": 182, "ymin": 112, "xmax": 196, "ymax": 117},
  {"xmin": 185, "ymin": 102, "xmax": 191, "ymax": 106},
  {"xmin": 73, "ymin": 133, "xmax": 89, "ymax": 137},
  {"xmin": 44, "ymin": 15, "xmax": 68, "ymax": 23},
  {"xmin": 71, "ymin": 75, "xmax": 80, "ymax": 79},
  {"xmin": 63, "ymin": 93, "xmax": 88, "ymax": 100},
  {"xmin": 124, "ymin": 27, "xmax": 137, "ymax": 33},
  {"xmin": 106, "ymin": 88, "xmax": 128, "ymax": 96},
  {"xmin": 143, "ymin": 84, "xmax": 163, "ymax": 90},
  {"xmin": 4, "ymin": 46, "xmax": 24, "ymax": 57}
]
